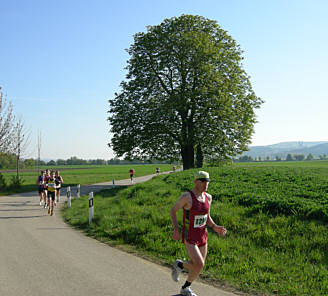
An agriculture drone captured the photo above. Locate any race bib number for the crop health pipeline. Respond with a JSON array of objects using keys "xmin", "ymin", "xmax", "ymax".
[
  {"xmin": 48, "ymin": 183, "xmax": 55, "ymax": 191},
  {"xmin": 194, "ymin": 214, "xmax": 208, "ymax": 228}
]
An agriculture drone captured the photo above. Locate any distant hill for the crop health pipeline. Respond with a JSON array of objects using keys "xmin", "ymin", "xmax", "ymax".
[{"xmin": 242, "ymin": 141, "xmax": 328, "ymax": 159}]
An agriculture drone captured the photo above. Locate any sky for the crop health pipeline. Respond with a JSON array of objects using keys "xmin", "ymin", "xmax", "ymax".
[{"xmin": 1, "ymin": 0, "xmax": 327, "ymax": 160}]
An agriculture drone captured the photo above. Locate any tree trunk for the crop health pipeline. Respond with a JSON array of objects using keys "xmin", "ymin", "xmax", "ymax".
[
  {"xmin": 181, "ymin": 145, "xmax": 194, "ymax": 170},
  {"xmin": 16, "ymin": 155, "xmax": 19, "ymax": 180},
  {"xmin": 196, "ymin": 144, "xmax": 203, "ymax": 168}
]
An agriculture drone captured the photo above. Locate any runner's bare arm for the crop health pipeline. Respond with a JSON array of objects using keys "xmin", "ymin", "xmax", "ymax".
[{"xmin": 170, "ymin": 192, "xmax": 191, "ymax": 240}]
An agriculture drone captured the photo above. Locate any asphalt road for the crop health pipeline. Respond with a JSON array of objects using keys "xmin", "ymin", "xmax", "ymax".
[{"xmin": 0, "ymin": 172, "xmax": 239, "ymax": 296}]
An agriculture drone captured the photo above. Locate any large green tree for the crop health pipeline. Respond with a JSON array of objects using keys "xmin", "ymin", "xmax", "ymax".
[{"xmin": 108, "ymin": 15, "xmax": 263, "ymax": 169}]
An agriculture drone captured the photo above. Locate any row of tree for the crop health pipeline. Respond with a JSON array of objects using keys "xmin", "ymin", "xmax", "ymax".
[
  {"xmin": 0, "ymin": 154, "xmax": 174, "ymax": 170},
  {"xmin": 0, "ymin": 87, "xmax": 29, "ymax": 183},
  {"xmin": 236, "ymin": 153, "xmax": 328, "ymax": 162},
  {"xmin": 0, "ymin": 152, "xmax": 33, "ymax": 169},
  {"xmin": 45, "ymin": 157, "xmax": 167, "ymax": 166}
]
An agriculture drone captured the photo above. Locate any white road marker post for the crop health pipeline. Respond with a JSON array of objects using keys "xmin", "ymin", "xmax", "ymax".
[
  {"xmin": 76, "ymin": 184, "xmax": 80, "ymax": 200},
  {"xmin": 89, "ymin": 192, "xmax": 94, "ymax": 224},
  {"xmin": 67, "ymin": 186, "xmax": 71, "ymax": 208}
]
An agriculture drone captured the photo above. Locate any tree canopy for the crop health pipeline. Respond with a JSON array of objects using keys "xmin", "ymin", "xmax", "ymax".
[
  {"xmin": 108, "ymin": 15, "xmax": 263, "ymax": 169},
  {"xmin": 0, "ymin": 86, "xmax": 15, "ymax": 153}
]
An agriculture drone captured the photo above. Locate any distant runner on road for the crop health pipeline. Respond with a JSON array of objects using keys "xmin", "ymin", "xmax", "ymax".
[
  {"xmin": 170, "ymin": 171, "xmax": 227, "ymax": 296},
  {"xmin": 129, "ymin": 168, "xmax": 134, "ymax": 182},
  {"xmin": 36, "ymin": 170, "xmax": 45, "ymax": 206},
  {"xmin": 156, "ymin": 167, "xmax": 160, "ymax": 176},
  {"xmin": 43, "ymin": 169, "xmax": 51, "ymax": 209},
  {"xmin": 55, "ymin": 170, "xmax": 63, "ymax": 204},
  {"xmin": 46, "ymin": 170, "xmax": 57, "ymax": 216}
]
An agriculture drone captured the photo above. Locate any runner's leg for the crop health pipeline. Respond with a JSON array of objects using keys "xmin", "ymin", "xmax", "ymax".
[
  {"xmin": 56, "ymin": 188, "xmax": 60, "ymax": 202},
  {"xmin": 43, "ymin": 190, "xmax": 46, "ymax": 205},
  {"xmin": 39, "ymin": 190, "xmax": 43, "ymax": 205},
  {"xmin": 44, "ymin": 190, "xmax": 48, "ymax": 208},
  {"xmin": 47, "ymin": 193, "xmax": 51, "ymax": 213},
  {"xmin": 199, "ymin": 243, "xmax": 207, "ymax": 263},
  {"xmin": 51, "ymin": 193, "xmax": 54, "ymax": 215},
  {"xmin": 182, "ymin": 242, "xmax": 207, "ymax": 283}
]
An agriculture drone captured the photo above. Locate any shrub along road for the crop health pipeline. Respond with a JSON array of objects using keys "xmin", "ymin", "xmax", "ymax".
[{"xmin": 0, "ymin": 172, "xmax": 238, "ymax": 296}]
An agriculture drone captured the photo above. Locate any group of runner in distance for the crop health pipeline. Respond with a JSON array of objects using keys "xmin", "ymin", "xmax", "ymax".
[{"xmin": 36, "ymin": 169, "xmax": 63, "ymax": 216}]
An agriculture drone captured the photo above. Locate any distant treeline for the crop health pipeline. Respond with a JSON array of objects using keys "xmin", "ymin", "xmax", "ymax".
[
  {"xmin": 235, "ymin": 153, "xmax": 328, "ymax": 162},
  {"xmin": 0, "ymin": 153, "xmax": 174, "ymax": 169}
]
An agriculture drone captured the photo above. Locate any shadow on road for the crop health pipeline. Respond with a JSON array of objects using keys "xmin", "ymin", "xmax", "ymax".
[
  {"xmin": 36, "ymin": 227, "xmax": 71, "ymax": 231},
  {"xmin": 0, "ymin": 215, "xmax": 44, "ymax": 219},
  {"xmin": 0, "ymin": 208, "xmax": 41, "ymax": 212},
  {"xmin": 0, "ymin": 201, "xmax": 34, "ymax": 206}
]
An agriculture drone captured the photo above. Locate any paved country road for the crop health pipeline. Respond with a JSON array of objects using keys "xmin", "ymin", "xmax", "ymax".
[{"xmin": 0, "ymin": 172, "xmax": 239, "ymax": 296}]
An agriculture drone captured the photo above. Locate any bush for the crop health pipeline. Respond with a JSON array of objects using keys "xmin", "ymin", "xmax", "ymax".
[
  {"xmin": 9, "ymin": 175, "xmax": 24, "ymax": 189},
  {"xmin": 0, "ymin": 173, "xmax": 6, "ymax": 191}
]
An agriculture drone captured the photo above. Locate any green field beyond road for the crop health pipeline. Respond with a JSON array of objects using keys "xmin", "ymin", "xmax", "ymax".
[
  {"xmin": 63, "ymin": 161, "xmax": 328, "ymax": 296},
  {"xmin": 0, "ymin": 164, "xmax": 176, "ymax": 196}
]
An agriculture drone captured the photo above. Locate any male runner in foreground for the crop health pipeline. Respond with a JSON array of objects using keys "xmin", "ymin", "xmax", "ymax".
[{"xmin": 170, "ymin": 171, "xmax": 227, "ymax": 296}]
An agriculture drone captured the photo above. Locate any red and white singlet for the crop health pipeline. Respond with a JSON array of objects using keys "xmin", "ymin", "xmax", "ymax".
[{"xmin": 182, "ymin": 190, "xmax": 209, "ymax": 247}]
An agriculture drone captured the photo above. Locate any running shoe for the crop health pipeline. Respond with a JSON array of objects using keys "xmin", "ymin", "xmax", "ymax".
[
  {"xmin": 50, "ymin": 209, "xmax": 53, "ymax": 216},
  {"xmin": 48, "ymin": 207, "xmax": 50, "ymax": 214},
  {"xmin": 180, "ymin": 286, "xmax": 197, "ymax": 296},
  {"xmin": 171, "ymin": 259, "xmax": 183, "ymax": 282},
  {"xmin": 39, "ymin": 201, "xmax": 42, "ymax": 206},
  {"xmin": 44, "ymin": 203, "xmax": 47, "ymax": 209}
]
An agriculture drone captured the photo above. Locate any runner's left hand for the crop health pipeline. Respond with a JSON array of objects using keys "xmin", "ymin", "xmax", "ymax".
[{"xmin": 213, "ymin": 225, "xmax": 227, "ymax": 236}]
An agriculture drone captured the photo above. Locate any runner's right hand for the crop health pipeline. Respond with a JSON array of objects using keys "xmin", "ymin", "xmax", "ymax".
[{"xmin": 172, "ymin": 228, "xmax": 180, "ymax": 241}]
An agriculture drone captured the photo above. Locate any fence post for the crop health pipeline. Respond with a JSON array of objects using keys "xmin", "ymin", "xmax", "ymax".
[
  {"xmin": 89, "ymin": 192, "xmax": 94, "ymax": 224},
  {"xmin": 76, "ymin": 184, "xmax": 80, "ymax": 199},
  {"xmin": 67, "ymin": 186, "xmax": 71, "ymax": 208}
]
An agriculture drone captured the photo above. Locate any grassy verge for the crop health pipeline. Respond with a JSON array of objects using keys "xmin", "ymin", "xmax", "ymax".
[
  {"xmin": 0, "ymin": 164, "xmax": 177, "ymax": 196},
  {"xmin": 62, "ymin": 165, "xmax": 328, "ymax": 296}
]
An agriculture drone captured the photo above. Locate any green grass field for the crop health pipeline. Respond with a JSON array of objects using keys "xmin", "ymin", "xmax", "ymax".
[
  {"xmin": 236, "ymin": 160, "xmax": 328, "ymax": 168},
  {"xmin": 62, "ymin": 161, "xmax": 328, "ymax": 296},
  {"xmin": 0, "ymin": 164, "xmax": 176, "ymax": 196}
]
